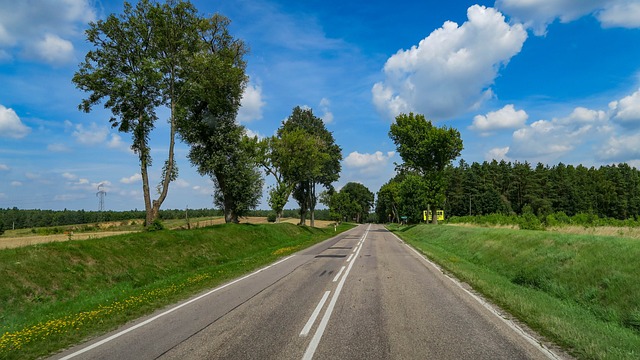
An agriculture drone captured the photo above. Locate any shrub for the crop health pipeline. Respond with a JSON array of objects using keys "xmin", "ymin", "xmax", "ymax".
[
  {"xmin": 267, "ymin": 213, "xmax": 277, "ymax": 223},
  {"xmin": 146, "ymin": 219, "xmax": 166, "ymax": 231}
]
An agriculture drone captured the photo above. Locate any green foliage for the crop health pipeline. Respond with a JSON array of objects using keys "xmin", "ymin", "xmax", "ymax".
[
  {"xmin": 323, "ymin": 183, "xmax": 374, "ymax": 223},
  {"xmin": 388, "ymin": 113, "xmax": 463, "ymax": 223},
  {"xmin": 444, "ymin": 160, "xmax": 640, "ymax": 221},
  {"xmin": 276, "ymin": 107, "xmax": 342, "ymax": 226},
  {"xmin": 146, "ymin": 218, "xmax": 166, "ymax": 231},
  {"xmin": 266, "ymin": 213, "xmax": 277, "ymax": 222},
  {"xmin": 0, "ymin": 220, "xmax": 4, "ymax": 236}
]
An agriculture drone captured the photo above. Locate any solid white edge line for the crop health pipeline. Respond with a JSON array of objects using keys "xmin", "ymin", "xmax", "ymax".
[
  {"xmin": 390, "ymin": 232, "xmax": 562, "ymax": 360},
  {"xmin": 302, "ymin": 227, "xmax": 369, "ymax": 360},
  {"xmin": 58, "ymin": 255, "xmax": 296, "ymax": 360},
  {"xmin": 300, "ymin": 291, "xmax": 331, "ymax": 337},
  {"xmin": 332, "ymin": 266, "xmax": 346, "ymax": 282}
]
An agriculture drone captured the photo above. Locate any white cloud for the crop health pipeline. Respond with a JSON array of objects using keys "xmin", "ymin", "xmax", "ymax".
[
  {"xmin": 610, "ymin": 89, "xmax": 640, "ymax": 126},
  {"xmin": 120, "ymin": 173, "xmax": 142, "ymax": 184},
  {"xmin": 0, "ymin": 0, "xmax": 95, "ymax": 64},
  {"xmin": 319, "ymin": 97, "xmax": 334, "ymax": 124},
  {"xmin": 237, "ymin": 84, "xmax": 266, "ymax": 123},
  {"xmin": 507, "ymin": 103, "xmax": 612, "ymax": 162},
  {"xmin": 344, "ymin": 151, "xmax": 396, "ymax": 174},
  {"xmin": 470, "ymin": 104, "xmax": 528, "ymax": 133},
  {"xmin": 48, "ymin": 143, "xmax": 71, "ymax": 152},
  {"xmin": 598, "ymin": 2, "xmax": 640, "ymax": 28},
  {"xmin": 11, "ymin": 181, "xmax": 22, "ymax": 186},
  {"xmin": 372, "ymin": 5, "xmax": 527, "ymax": 120},
  {"xmin": 496, "ymin": 0, "xmax": 640, "ymax": 35},
  {"xmin": 107, "ymin": 133, "xmax": 127, "ymax": 150},
  {"xmin": 0, "ymin": 105, "xmax": 31, "ymax": 138},
  {"xmin": 0, "ymin": 164, "xmax": 9, "ymax": 171},
  {"xmin": 485, "ymin": 147, "xmax": 512, "ymax": 162},
  {"xmin": 600, "ymin": 133, "xmax": 640, "ymax": 161},
  {"xmin": 62, "ymin": 172, "xmax": 77, "ymax": 180},
  {"xmin": 72, "ymin": 122, "xmax": 109, "ymax": 145},
  {"xmin": 26, "ymin": 33, "xmax": 74, "ymax": 64},
  {"xmin": 244, "ymin": 128, "xmax": 264, "ymax": 140},
  {"xmin": 174, "ymin": 179, "xmax": 190, "ymax": 188}
]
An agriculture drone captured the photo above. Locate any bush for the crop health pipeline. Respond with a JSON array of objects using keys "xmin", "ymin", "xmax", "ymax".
[
  {"xmin": 267, "ymin": 213, "xmax": 277, "ymax": 223},
  {"xmin": 146, "ymin": 219, "xmax": 166, "ymax": 231},
  {"xmin": 518, "ymin": 205, "xmax": 544, "ymax": 231}
]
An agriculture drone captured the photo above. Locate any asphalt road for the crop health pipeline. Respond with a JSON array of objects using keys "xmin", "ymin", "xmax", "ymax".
[{"xmin": 52, "ymin": 224, "xmax": 561, "ymax": 360}]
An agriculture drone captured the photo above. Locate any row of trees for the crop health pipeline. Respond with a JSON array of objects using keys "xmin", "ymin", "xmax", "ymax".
[
  {"xmin": 73, "ymin": 1, "xmax": 342, "ymax": 227},
  {"xmin": 256, "ymin": 107, "xmax": 342, "ymax": 226},
  {"xmin": 444, "ymin": 160, "xmax": 640, "ymax": 220},
  {"xmin": 375, "ymin": 112, "xmax": 640, "ymax": 223},
  {"xmin": 0, "ymin": 208, "xmax": 219, "ymax": 231},
  {"xmin": 321, "ymin": 182, "xmax": 375, "ymax": 223}
]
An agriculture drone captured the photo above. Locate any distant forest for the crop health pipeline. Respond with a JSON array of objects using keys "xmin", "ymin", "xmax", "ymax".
[
  {"xmin": 0, "ymin": 208, "xmax": 331, "ymax": 231},
  {"xmin": 445, "ymin": 160, "xmax": 640, "ymax": 220}
]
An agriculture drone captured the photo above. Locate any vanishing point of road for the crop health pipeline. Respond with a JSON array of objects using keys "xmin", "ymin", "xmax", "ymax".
[{"xmin": 52, "ymin": 224, "xmax": 564, "ymax": 360}]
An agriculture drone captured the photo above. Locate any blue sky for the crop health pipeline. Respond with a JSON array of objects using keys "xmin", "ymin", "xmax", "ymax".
[{"xmin": 1, "ymin": 0, "xmax": 640, "ymax": 211}]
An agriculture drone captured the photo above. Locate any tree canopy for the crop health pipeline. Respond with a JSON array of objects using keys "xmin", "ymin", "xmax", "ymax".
[
  {"xmin": 388, "ymin": 113, "xmax": 463, "ymax": 223},
  {"xmin": 73, "ymin": 0, "xmax": 248, "ymax": 226}
]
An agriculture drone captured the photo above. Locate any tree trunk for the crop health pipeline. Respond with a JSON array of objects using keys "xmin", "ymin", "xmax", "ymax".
[
  {"xmin": 309, "ymin": 182, "xmax": 316, "ymax": 227},
  {"xmin": 276, "ymin": 209, "xmax": 283, "ymax": 223}
]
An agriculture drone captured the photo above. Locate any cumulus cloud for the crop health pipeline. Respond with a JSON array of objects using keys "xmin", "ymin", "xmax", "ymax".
[
  {"xmin": 120, "ymin": 173, "xmax": 142, "ymax": 184},
  {"xmin": 470, "ymin": 104, "xmax": 528, "ymax": 134},
  {"xmin": 72, "ymin": 122, "xmax": 109, "ymax": 146},
  {"xmin": 344, "ymin": 151, "xmax": 396, "ymax": 175},
  {"xmin": 11, "ymin": 181, "xmax": 22, "ymax": 186},
  {"xmin": 319, "ymin": 98, "xmax": 334, "ymax": 124},
  {"xmin": 0, "ymin": 164, "xmax": 9, "ymax": 171},
  {"xmin": 0, "ymin": 0, "xmax": 95, "ymax": 63},
  {"xmin": 506, "ymin": 103, "xmax": 613, "ymax": 162},
  {"xmin": 610, "ymin": 89, "xmax": 640, "ymax": 126},
  {"xmin": 0, "ymin": 104, "xmax": 31, "ymax": 138},
  {"xmin": 496, "ymin": 0, "xmax": 640, "ymax": 35},
  {"xmin": 372, "ymin": 5, "xmax": 527, "ymax": 120},
  {"xmin": 600, "ymin": 133, "xmax": 640, "ymax": 161},
  {"xmin": 62, "ymin": 172, "xmax": 77, "ymax": 180},
  {"xmin": 237, "ymin": 84, "xmax": 266, "ymax": 123},
  {"xmin": 485, "ymin": 147, "xmax": 512, "ymax": 161},
  {"xmin": 173, "ymin": 178, "xmax": 190, "ymax": 188},
  {"xmin": 25, "ymin": 33, "xmax": 74, "ymax": 64}
]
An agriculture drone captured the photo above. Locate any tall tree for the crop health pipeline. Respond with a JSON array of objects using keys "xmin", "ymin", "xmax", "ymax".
[
  {"xmin": 389, "ymin": 113, "xmax": 463, "ymax": 223},
  {"xmin": 256, "ymin": 129, "xmax": 316, "ymax": 222},
  {"xmin": 174, "ymin": 11, "xmax": 252, "ymax": 223},
  {"xmin": 73, "ymin": 0, "xmax": 234, "ymax": 227},
  {"xmin": 339, "ymin": 182, "xmax": 375, "ymax": 223},
  {"xmin": 278, "ymin": 107, "xmax": 342, "ymax": 227}
]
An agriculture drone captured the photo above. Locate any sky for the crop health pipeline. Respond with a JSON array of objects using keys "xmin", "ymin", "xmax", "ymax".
[{"xmin": 1, "ymin": 0, "xmax": 640, "ymax": 211}]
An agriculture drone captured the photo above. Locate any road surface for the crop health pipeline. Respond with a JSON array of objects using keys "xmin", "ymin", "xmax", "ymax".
[{"xmin": 52, "ymin": 224, "xmax": 562, "ymax": 360}]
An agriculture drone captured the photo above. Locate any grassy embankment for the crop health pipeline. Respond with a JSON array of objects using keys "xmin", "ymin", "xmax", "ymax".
[
  {"xmin": 0, "ymin": 222, "xmax": 354, "ymax": 360},
  {"xmin": 389, "ymin": 224, "xmax": 640, "ymax": 360}
]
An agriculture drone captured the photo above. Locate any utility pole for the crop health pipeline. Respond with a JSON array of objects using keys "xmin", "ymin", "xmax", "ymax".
[{"xmin": 97, "ymin": 184, "xmax": 106, "ymax": 221}]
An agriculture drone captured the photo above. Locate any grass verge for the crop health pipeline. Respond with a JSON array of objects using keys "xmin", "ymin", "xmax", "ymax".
[
  {"xmin": 388, "ymin": 224, "xmax": 640, "ymax": 360},
  {"xmin": 0, "ymin": 222, "xmax": 354, "ymax": 360}
]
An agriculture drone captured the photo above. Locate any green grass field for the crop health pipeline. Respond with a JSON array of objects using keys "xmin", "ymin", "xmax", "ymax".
[
  {"xmin": 390, "ymin": 224, "xmax": 640, "ymax": 360},
  {"xmin": 0, "ymin": 222, "xmax": 354, "ymax": 360}
]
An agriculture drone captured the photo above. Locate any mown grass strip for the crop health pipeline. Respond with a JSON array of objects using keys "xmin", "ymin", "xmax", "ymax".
[
  {"xmin": 389, "ymin": 224, "xmax": 640, "ymax": 360},
  {"xmin": 0, "ymin": 222, "xmax": 354, "ymax": 360}
]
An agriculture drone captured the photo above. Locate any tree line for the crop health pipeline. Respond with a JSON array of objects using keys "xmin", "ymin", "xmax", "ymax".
[
  {"xmin": 72, "ymin": 1, "xmax": 342, "ymax": 228},
  {"xmin": 444, "ymin": 160, "xmax": 640, "ymax": 220},
  {"xmin": 0, "ymin": 208, "xmax": 340, "ymax": 233}
]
